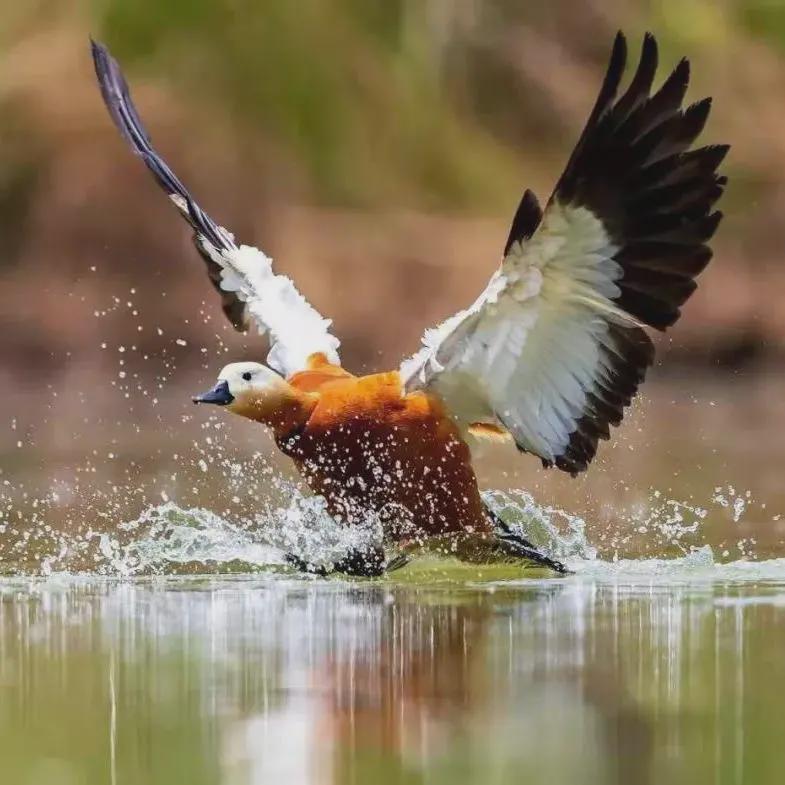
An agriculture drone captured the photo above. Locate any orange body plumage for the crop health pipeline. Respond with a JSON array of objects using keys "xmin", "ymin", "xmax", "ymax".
[{"xmin": 279, "ymin": 358, "xmax": 490, "ymax": 538}]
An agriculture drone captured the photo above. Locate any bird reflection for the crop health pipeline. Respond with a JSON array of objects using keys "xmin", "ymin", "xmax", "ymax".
[
  {"xmin": 321, "ymin": 589, "xmax": 488, "ymax": 775},
  {"xmin": 2, "ymin": 578, "xmax": 765, "ymax": 785}
]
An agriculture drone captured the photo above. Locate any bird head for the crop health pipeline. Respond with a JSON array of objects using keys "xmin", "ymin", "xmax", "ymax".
[{"xmin": 193, "ymin": 362, "xmax": 314, "ymax": 433}]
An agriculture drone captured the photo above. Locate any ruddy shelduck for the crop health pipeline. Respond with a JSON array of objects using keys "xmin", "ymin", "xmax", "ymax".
[{"xmin": 92, "ymin": 32, "xmax": 727, "ymax": 575}]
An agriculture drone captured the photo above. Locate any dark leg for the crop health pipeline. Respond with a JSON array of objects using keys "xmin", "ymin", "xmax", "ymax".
[
  {"xmin": 332, "ymin": 546, "xmax": 386, "ymax": 577},
  {"xmin": 384, "ymin": 552, "xmax": 411, "ymax": 573},
  {"xmin": 284, "ymin": 553, "xmax": 329, "ymax": 576},
  {"xmin": 285, "ymin": 547, "xmax": 409, "ymax": 578},
  {"xmin": 485, "ymin": 504, "xmax": 570, "ymax": 575}
]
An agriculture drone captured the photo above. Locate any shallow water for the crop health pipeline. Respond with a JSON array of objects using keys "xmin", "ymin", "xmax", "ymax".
[
  {"xmin": 2, "ymin": 568, "xmax": 784, "ymax": 785},
  {"xmin": 3, "ymin": 376, "xmax": 785, "ymax": 783}
]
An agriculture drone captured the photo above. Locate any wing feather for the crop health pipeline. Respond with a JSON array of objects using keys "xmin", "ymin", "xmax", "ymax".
[
  {"xmin": 402, "ymin": 31, "xmax": 727, "ymax": 474},
  {"xmin": 91, "ymin": 40, "xmax": 340, "ymax": 376}
]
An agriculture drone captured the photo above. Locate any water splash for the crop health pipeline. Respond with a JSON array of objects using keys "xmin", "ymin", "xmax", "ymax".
[
  {"xmin": 712, "ymin": 485, "xmax": 753, "ymax": 524},
  {"xmin": 2, "ymin": 472, "xmax": 782, "ymax": 579},
  {"xmin": 69, "ymin": 489, "xmax": 593, "ymax": 577},
  {"xmin": 48, "ymin": 491, "xmax": 384, "ymax": 577},
  {"xmin": 94, "ymin": 504, "xmax": 283, "ymax": 576},
  {"xmin": 482, "ymin": 489, "xmax": 596, "ymax": 561}
]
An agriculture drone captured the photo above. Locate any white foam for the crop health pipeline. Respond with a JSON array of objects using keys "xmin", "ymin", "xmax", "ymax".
[{"xmin": 3, "ymin": 472, "xmax": 783, "ymax": 582}]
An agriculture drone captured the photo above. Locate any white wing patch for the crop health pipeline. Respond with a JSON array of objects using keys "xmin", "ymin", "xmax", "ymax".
[
  {"xmin": 90, "ymin": 37, "xmax": 341, "ymax": 381},
  {"xmin": 198, "ymin": 236, "xmax": 341, "ymax": 377},
  {"xmin": 398, "ymin": 32, "xmax": 726, "ymax": 473},
  {"xmin": 402, "ymin": 203, "xmax": 632, "ymax": 462},
  {"xmin": 165, "ymin": 193, "xmax": 340, "ymax": 377},
  {"xmin": 400, "ymin": 269, "xmax": 507, "ymax": 385}
]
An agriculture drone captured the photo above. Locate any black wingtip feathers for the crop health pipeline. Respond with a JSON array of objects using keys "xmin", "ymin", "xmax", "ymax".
[
  {"xmin": 90, "ymin": 37, "xmax": 251, "ymax": 331},
  {"xmin": 540, "ymin": 31, "xmax": 727, "ymax": 475}
]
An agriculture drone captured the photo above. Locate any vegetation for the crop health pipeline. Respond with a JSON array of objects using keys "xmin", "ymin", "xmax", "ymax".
[{"xmin": 1, "ymin": 0, "xmax": 784, "ymax": 370}]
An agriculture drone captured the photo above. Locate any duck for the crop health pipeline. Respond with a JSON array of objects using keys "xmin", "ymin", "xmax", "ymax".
[{"xmin": 91, "ymin": 31, "xmax": 727, "ymax": 576}]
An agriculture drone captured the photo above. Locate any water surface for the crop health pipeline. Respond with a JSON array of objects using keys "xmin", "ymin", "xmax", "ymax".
[
  {"xmin": 3, "ymin": 377, "xmax": 785, "ymax": 784},
  {"xmin": 2, "ymin": 566, "xmax": 784, "ymax": 785}
]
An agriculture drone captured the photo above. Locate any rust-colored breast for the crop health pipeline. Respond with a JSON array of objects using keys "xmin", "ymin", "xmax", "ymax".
[{"xmin": 279, "ymin": 367, "xmax": 489, "ymax": 537}]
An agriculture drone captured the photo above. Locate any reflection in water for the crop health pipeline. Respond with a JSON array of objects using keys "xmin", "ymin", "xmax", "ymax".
[{"xmin": 1, "ymin": 575, "xmax": 784, "ymax": 784}]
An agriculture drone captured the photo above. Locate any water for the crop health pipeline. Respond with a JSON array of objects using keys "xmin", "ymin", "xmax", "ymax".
[
  {"xmin": 2, "ymin": 569, "xmax": 784, "ymax": 785},
  {"xmin": 2, "ymin": 491, "xmax": 785, "ymax": 785},
  {"xmin": 3, "ymin": 377, "xmax": 785, "ymax": 783}
]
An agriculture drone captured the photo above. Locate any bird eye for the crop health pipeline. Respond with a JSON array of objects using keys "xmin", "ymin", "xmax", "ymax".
[{"xmin": 242, "ymin": 371, "xmax": 253, "ymax": 381}]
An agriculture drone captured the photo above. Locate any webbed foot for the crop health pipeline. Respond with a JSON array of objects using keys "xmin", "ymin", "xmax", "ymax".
[
  {"xmin": 285, "ymin": 547, "xmax": 409, "ymax": 578},
  {"xmin": 494, "ymin": 529, "xmax": 570, "ymax": 574},
  {"xmin": 284, "ymin": 553, "xmax": 329, "ymax": 576},
  {"xmin": 485, "ymin": 504, "xmax": 571, "ymax": 575},
  {"xmin": 384, "ymin": 552, "xmax": 410, "ymax": 573},
  {"xmin": 332, "ymin": 546, "xmax": 385, "ymax": 577}
]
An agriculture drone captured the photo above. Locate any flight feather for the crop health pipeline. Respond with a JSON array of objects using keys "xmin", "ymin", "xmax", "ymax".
[
  {"xmin": 91, "ymin": 40, "xmax": 340, "ymax": 377},
  {"xmin": 402, "ymin": 32, "xmax": 727, "ymax": 474}
]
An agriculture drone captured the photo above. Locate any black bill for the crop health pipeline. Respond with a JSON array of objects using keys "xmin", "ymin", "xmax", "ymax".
[{"xmin": 192, "ymin": 380, "xmax": 234, "ymax": 406}]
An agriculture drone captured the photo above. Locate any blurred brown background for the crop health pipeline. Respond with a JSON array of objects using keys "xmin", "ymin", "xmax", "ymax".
[
  {"xmin": 4, "ymin": 0, "xmax": 782, "ymax": 374},
  {"xmin": 2, "ymin": 0, "xmax": 785, "ymax": 559}
]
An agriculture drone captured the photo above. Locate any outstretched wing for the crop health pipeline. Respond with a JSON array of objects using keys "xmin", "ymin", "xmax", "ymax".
[
  {"xmin": 91, "ymin": 40, "xmax": 340, "ymax": 377},
  {"xmin": 402, "ymin": 32, "xmax": 727, "ymax": 474}
]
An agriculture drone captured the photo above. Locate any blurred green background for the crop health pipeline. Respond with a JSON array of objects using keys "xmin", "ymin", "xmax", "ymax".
[{"xmin": 1, "ymin": 0, "xmax": 782, "ymax": 377}]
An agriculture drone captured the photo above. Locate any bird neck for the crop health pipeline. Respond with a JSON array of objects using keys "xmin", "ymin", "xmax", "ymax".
[{"xmin": 230, "ymin": 384, "xmax": 318, "ymax": 437}]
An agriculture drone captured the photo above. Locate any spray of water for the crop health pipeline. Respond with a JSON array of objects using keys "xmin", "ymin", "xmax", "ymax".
[{"xmin": 1, "ymin": 444, "xmax": 780, "ymax": 579}]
